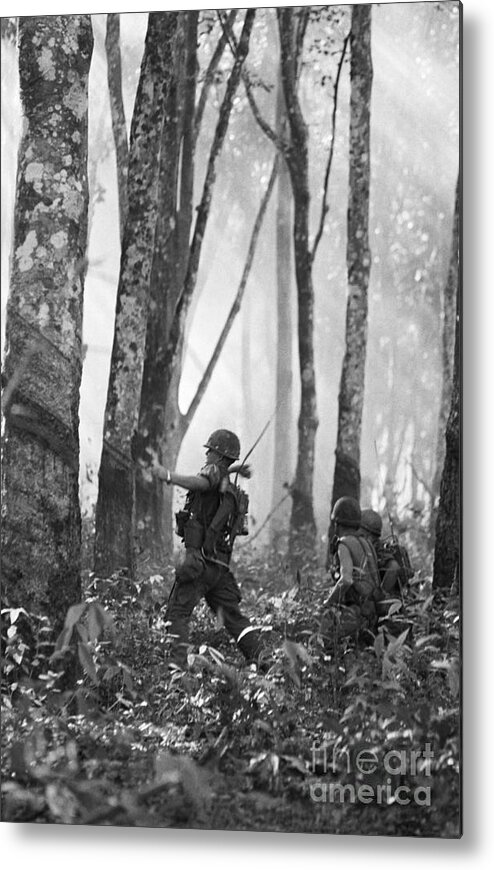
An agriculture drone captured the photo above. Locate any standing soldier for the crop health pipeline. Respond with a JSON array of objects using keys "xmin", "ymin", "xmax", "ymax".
[
  {"xmin": 153, "ymin": 429, "xmax": 262, "ymax": 667},
  {"xmin": 323, "ymin": 497, "xmax": 381, "ymax": 637}
]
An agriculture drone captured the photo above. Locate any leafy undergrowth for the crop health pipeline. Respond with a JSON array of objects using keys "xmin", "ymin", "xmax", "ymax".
[{"xmin": 1, "ymin": 547, "xmax": 460, "ymax": 837}]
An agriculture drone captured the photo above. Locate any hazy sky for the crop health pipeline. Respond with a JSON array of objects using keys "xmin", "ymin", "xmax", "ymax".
[{"xmin": 0, "ymin": 2, "xmax": 462, "ymax": 536}]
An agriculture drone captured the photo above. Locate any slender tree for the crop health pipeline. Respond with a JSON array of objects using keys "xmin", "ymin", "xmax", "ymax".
[
  {"xmin": 105, "ymin": 13, "xmax": 129, "ymax": 242},
  {"xmin": 1, "ymin": 16, "xmax": 93, "ymax": 628},
  {"xmin": 432, "ymin": 175, "xmax": 459, "ymax": 517},
  {"xmin": 328, "ymin": 3, "xmax": 373, "ymax": 547},
  {"xmin": 432, "ymin": 273, "xmax": 460, "ymax": 590},
  {"xmin": 94, "ymin": 12, "xmax": 181, "ymax": 576},
  {"xmin": 135, "ymin": 10, "xmax": 193, "ymax": 559},
  {"xmin": 270, "ymin": 72, "xmax": 294, "ymax": 548},
  {"xmin": 277, "ymin": 7, "xmax": 319, "ymax": 559},
  {"xmin": 239, "ymin": 7, "xmax": 348, "ymax": 561}
]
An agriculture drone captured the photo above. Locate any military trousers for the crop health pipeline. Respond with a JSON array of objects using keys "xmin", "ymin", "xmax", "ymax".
[{"xmin": 165, "ymin": 548, "xmax": 261, "ymax": 666}]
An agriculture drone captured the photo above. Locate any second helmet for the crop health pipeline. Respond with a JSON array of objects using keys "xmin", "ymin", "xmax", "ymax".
[
  {"xmin": 331, "ymin": 496, "xmax": 361, "ymax": 528},
  {"xmin": 360, "ymin": 509, "xmax": 383, "ymax": 537}
]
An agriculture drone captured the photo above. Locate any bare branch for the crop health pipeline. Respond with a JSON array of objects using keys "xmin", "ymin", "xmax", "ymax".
[
  {"xmin": 310, "ymin": 33, "xmax": 349, "ymax": 263},
  {"xmin": 184, "ymin": 156, "xmax": 279, "ymax": 426},
  {"xmin": 194, "ymin": 9, "xmax": 238, "ymax": 146},
  {"xmin": 295, "ymin": 7, "xmax": 310, "ymax": 73},
  {"xmin": 217, "ymin": 9, "xmax": 286, "ymax": 153},
  {"xmin": 277, "ymin": 8, "xmax": 307, "ymax": 164},
  {"xmin": 163, "ymin": 9, "xmax": 256, "ymax": 397},
  {"xmin": 105, "ymin": 14, "xmax": 129, "ymax": 244},
  {"xmin": 243, "ymin": 71, "xmax": 285, "ymax": 151},
  {"xmin": 177, "ymin": 12, "xmax": 198, "ymax": 264}
]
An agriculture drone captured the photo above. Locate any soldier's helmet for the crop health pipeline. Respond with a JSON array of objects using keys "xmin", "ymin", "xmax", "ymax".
[
  {"xmin": 204, "ymin": 429, "xmax": 241, "ymax": 461},
  {"xmin": 360, "ymin": 508, "xmax": 383, "ymax": 537},
  {"xmin": 331, "ymin": 496, "xmax": 361, "ymax": 529}
]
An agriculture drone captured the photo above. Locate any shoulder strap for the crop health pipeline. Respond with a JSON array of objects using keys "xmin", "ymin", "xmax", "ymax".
[
  {"xmin": 358, "ymin": 536, "xmax": 380, "ymax": 585},
  {"xmin": 340, "ymin": 534, "xmax": 380, "ymax": 587},
  {"xmin": 208, "ymin": 486, "xmax": 236, "ymax": 534}
]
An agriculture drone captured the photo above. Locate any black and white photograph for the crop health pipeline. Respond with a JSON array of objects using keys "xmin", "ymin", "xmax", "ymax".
[{"xmin": 1, "ymin": 0, "xmax": 465, "ymax": 848}]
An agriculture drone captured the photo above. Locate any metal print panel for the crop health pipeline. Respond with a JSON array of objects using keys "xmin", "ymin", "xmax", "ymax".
[{"xmin": 1, "ymin": 2, "xmax": 461, "ymax": 838}]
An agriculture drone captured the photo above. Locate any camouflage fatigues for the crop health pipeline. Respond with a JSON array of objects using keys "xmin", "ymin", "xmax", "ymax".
[{"xmin": 165, "ymin": 463, "xmax": 261, "ymax": 665}]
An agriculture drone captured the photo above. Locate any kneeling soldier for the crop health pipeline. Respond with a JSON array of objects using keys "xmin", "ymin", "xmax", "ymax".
[
  {"xmin": 360, "ymin": 508, "xmax": 414, "ymax": 599},
  {"xmin": 324, "ymin": 497, "xmax": 381, "ymax": 638},
  {"xmin": 153, "ymin": 429, "xmax": 262, "ymax": 667}
]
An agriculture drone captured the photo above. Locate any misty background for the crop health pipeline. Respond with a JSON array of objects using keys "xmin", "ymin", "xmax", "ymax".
[{"xmin": 1, "ymin": 3, "xmax": 459, "ymax": 548}]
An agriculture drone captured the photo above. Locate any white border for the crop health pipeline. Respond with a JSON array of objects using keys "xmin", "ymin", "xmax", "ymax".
[{"xmin": 2, "ymin": 0, "xmax": 492, "ymax": 866}]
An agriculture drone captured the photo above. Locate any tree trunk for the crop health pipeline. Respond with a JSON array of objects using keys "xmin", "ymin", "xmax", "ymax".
[
  {"xmin": 135, "ymin": 11, "xmax": 257, "ymax": 563},
  {"xmin": 271, "ymin": 73, "xmax": 294, "ymax": 550},
  {"xmin": 135, "ymin": 11, "xmax": 195, "ymax": 561},
  {"xmin": 278, "ymin": 7, "xmax": 318, "ymax": 561},
  {"xmin": 1, "ymin": 16, "xmax": 93, "ymax": 630},
  {"xmin": 433, "ymin": 281, "xmax": 460, "ymax": 590},
  {"xmin": 141, "ymin": 154, "xmax": 278, "ymax": 558},
  {"xmin": 105, "ymin": 13, "xmax": 129, "ymax": 243},
  {"xmin": 94, "ymin": 12, "xmax": 181, "ymax": 577},
  {"xmin": 328, "ymin": 4, "xmax": 373, "ymax": 544},
  {"xmin": 432, "ymin": 176, "xmax": 459, "ymax": 520}
]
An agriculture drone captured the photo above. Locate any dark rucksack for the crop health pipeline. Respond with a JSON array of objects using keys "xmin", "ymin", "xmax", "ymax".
[{"xmin": 375, "ymin": 536, "xmax": 414, "ymax": 590}]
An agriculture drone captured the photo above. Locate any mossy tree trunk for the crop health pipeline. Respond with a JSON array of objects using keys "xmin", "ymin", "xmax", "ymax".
[{"xmin": 1, "ymin": 16, "xmax": 93, "ymax": 630}]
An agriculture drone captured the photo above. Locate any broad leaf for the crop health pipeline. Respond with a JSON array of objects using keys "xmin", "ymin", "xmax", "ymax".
[{"xmin": 65, "ymin": 602, "xmax": 87, "ymax": 630}]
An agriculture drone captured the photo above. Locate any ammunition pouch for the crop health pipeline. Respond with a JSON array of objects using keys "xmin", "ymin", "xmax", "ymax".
[
  {"xmin": 175, "ymin": 510, "xmax": 190, "ymax": 540},
  {"xmin": 183, "ymin": 517, "xmax": 204, "ymax": 550}
]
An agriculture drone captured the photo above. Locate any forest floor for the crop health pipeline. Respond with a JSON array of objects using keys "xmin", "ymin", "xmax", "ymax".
[{"xmin": 1, "ymin": 544, "xmax": 460, "ymax": 838}]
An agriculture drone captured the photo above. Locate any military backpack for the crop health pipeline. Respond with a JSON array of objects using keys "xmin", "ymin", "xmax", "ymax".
[{"xmin": 375, "ymin": 536, "xmax": 414, "ymax": 590}]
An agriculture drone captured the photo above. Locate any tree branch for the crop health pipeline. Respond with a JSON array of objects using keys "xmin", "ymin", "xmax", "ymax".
[
  {"xmin": 105, "ymin": 14, "xmax": 129, "ymax": 244},
  {"xmin": 163, "ymin": 9, "xmax": 256, "ymax": 396},
  {"xmin": 184, "ymin": 155, "xmax": 279, "ymax": 427},
  {"xmin": 217, "ymin": 9, "xmax": 287, "ymax": 154},
  {"xmin": 238, "ymin": 490, "xmax": 292, "ymax": 547},
  {"xmin": 295, "ymin": 7, "xmax": 310, "ymax": 75},
  {"xmin": 310, "ymin": 33, "xmax": 349, "ymax": 263},
  {"xmin": 277, "ymin": 8, "xmax": 308, "ymax": 167},
  {"xmin": 194, "ymin": 9, "xmax": 238, "ymax": 146},
  {"xmin": 177, "ymin": 12, "xmax": 198, "ymax": 267}
]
